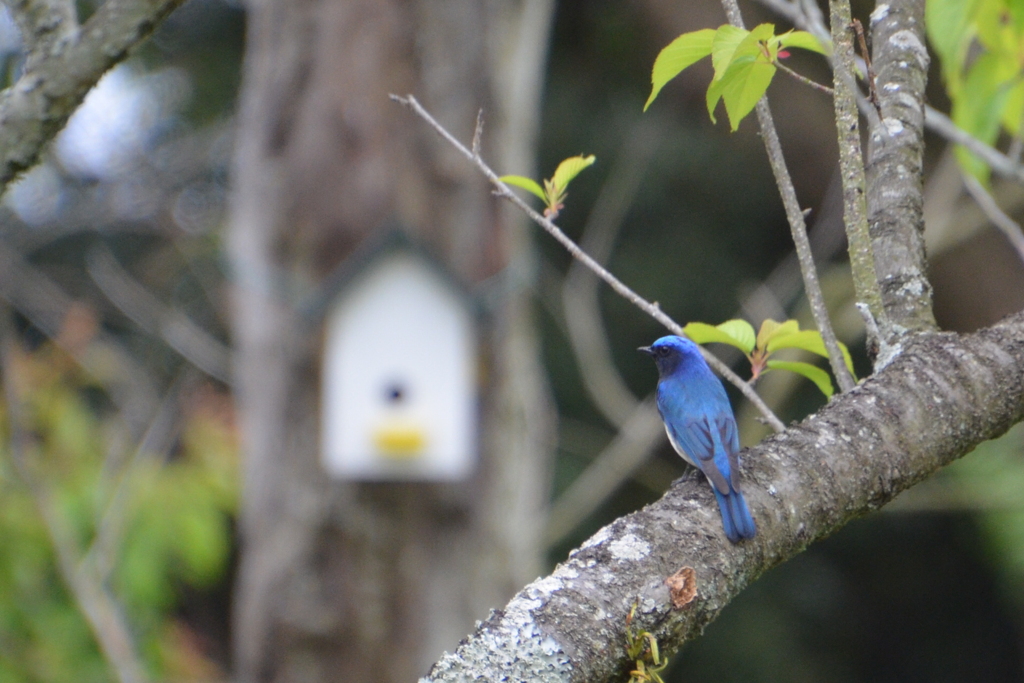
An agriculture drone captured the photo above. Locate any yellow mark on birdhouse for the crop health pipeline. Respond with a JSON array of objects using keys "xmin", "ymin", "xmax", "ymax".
[{"xmin": 373, "ymin": 423, "xmax": 427, "ymax": 458}]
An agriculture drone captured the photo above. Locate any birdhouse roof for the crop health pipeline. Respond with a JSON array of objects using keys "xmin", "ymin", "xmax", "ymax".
[{"xmin": 305, "ymin": 227, "xmax": 477, "ymax": 322}]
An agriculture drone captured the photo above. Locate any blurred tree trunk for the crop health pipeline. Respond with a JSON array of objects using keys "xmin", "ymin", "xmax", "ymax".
[{"xmin": 226, "ymin": 1, "xmax": 556, "ymax": 681}]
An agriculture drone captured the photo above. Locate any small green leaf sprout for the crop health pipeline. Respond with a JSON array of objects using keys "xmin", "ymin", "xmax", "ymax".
[
  {"xmin": 625, "ymin": 602, "xmax": 669, "ymax": 683},
  {"xmin": 500, "ymin": 154, "xmax": 596, "ymax": 219}
]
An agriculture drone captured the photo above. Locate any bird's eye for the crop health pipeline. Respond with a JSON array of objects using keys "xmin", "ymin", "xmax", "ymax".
[{"xmin": 656, "ymin": 346, "xmax": 669, "ymax": 356}]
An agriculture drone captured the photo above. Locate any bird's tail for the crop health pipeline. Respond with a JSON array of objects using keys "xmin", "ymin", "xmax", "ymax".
[{"xmin": 713, "ymin": 488, "xmax": 757, "ymax": 543}]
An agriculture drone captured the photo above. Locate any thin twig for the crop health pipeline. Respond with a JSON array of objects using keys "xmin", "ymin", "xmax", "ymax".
[
  {"xmin": 85, "ymin": 371, "xmax": 192, "ymax": 582},
  {"xmin": 86, "ymin": 245, "xmax": 232, "ymax": 384},
  {"xmin": 852, "ymin": 19, "xmax": 881, "ymax": 118},
  {"xmin": 1007, "ymin": 105, "xmax": 1024, "ymax": 164},
  {"xmin": 775, "ymin": 59, "xmax": 834, "ymax": 95},
  {"xmin": 391, "ymin": 93, "xmax": 786, "ymax": 433},
  {"xmin": 472, "ymin": 108, "xmax": 484, "ymax": 158},
  {"xmin": 719, "ymin": 0, "xmax": 857, "ymax": 393},
  {"xmin": 924, "ymin": 106, "xmax": 1024, "ymax": 184},
  {"xmin": 962, "ymin": 174, "xmax": 1024, "ymax": 265}
]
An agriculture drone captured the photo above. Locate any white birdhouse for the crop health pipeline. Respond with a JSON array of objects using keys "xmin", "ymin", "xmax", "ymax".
[{"xmin": 321, "ymin": 234, "xmax": 478, "ymax": 480}]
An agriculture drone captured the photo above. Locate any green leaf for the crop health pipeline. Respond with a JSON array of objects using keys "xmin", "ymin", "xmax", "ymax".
[
  {"xmin": 926, "ymin": 0, "xmax": 980, "ymax": 74},
  {"xmin": 766, "ymin": 329, "xmax": 827, "ymax": 355},
  {"xmin": 766, "ymin": 359, "xmax": 835, "ymax": 398},
  {"xmin": 974, "ymin": 0, "xmax": 1015, "ymax": 56},
  {"xmin": 707, "ymin": 24, "xmax": 777, "ymax": 130},
  {"xmin": 768, "ymin": 330, "xmax": 856, "ymax": 377},
  {"xmin": 739, "ymin": 23, "xmax": 777, "ymax": 58},
  {"xmin": 721, "ymin": 59, "xmax": 776, "ymax": 131},
  {"xmin": 1001, "ymin": 80, "xmax": 1024, "ymax": 135},
  {"xmin": 774, "ymin": 30, "xmax": 828, "ymax": 55},
  {"xmin": 756, "ymin": 318, "xmax": 799, "ymax": 351},
  {"xmin": 706, "ymin": 69, "xmax": 728, "ymax": 123},
  {"xmin": 645, "ymin": 28, "xmax": 716, "ymax": 111},
  {"xmin": 549, "ymin": 154, "xmax": 597, "ymax": 195},
  {"xmin": 711, "ymin": 25, "xmax": 750, "ymax": 80},
  {"xmin": 499, "ymin": 175, "xmax": 546, "ymax": 201},
  {"xmin": 952, "ymin": 52, "xmax": 1019, "ymax": 180},
  {"xmin": 684, "ymin": 321, "xmax": 753, "ymax": 353},
  {"xmin": 715, "ymin": 319, "xmax": 756, "ymax": 353}
]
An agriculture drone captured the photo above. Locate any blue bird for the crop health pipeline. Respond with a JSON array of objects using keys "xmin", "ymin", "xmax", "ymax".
[{"xmin": 640, "ymin": 335, "xmax": 756, "ymax": 543}]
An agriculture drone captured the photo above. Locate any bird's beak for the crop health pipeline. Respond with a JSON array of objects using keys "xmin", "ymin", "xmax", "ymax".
[{"xmin": 637, "ymin": 346, "xmax": 653, "ymax": 355}]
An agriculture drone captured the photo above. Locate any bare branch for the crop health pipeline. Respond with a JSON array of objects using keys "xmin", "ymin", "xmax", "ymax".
[
  {"xmin": 391, "ymin": 93, "xmax": 786, "ymax": 433},
  {"xmin": 0, "ymin": 237, "xmax": 159, "ymax": 436},
  {"xmin": 85, "ymin": 371, "xmax": 193, "ymax": 582},
  {"xmin": 719, "ymin": 0, "xmax": 856, "ymax": 393},
  {"xmin": 774, "ymin": 59, "xmax": 834, "ymax": 95},
  {"xmin": 924, "ymin": 106, "xmax": 1024, "ymax": 183},
  {"xmin": 86, "ymin": 245, "xmax": 232, "ymax": 384},
  {"xmin": 0, "ymin": 0, "xmax": 186, "ymax": 192},
  {"xmin": 962, "ymin": 173, "xmax": 1024, "ymax": 265}
]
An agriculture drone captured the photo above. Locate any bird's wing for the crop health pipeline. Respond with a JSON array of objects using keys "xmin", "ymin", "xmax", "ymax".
[{"xmin": 666, "ymin": 415, "xmax": 731, "ymax": 495}]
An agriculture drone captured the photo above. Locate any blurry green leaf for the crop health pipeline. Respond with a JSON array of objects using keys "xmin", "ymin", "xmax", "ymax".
[
  {"xmin": 684, "ymin": 320, "xmax": 753, "ymax": 353},
  {"xmin": 766, "ymin": 359, "xmax": 835, "ymax": 398},
  {"xmin": 499, "ymin": 175, "xmax": 546, "ymax": 201},
  {"xmin": 169, "ymin": 490, "xmax": 228, "ymax": 584},
  {"xmin": 773, "ymin": 29, "xmax": 828, "ymax": 55},
  {"xmin": 926, "ymin": 0, "xmax": 980, "ymax": 74},
  {"xmin": 974, "ymin": 0, "xmax": 1015, "ymax": 55},
  {"xmin": 0, "ymin": 342, "xmax": 239, "ymax": 681},
  {"xmin": 756, "ymin": 318, "xmax": 799, "ymax": 351},
  {"xmin": 549, "ymin": 154, "xmax": 597, "ymax": 195},
  {"xmin": 1001, "ymin": 80, "xmax": 1024, "ymax": 134},
  {"xmin": 645, "ymin": 28, "xmax": 716, "ymax": 111},
  {"xmin": 954, "ymin": 51, "xmax": 1017, "ymax": 180}
]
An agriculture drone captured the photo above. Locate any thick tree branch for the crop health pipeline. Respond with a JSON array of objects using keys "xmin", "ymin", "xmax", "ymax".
[
  {"xmin": 423, "ymin": 310, "xmax": 1024, "ymax": 683},
  {"xmin": 0, "ymin": 0, "xmax": 185, "ymax": 193},
  {"xmin": 2, "ymin": 0, "xmax": 78, "ymax": 70},
  {"xmin": 865, "ymin": 0, "xmax": 937, "ymax": 350}
]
